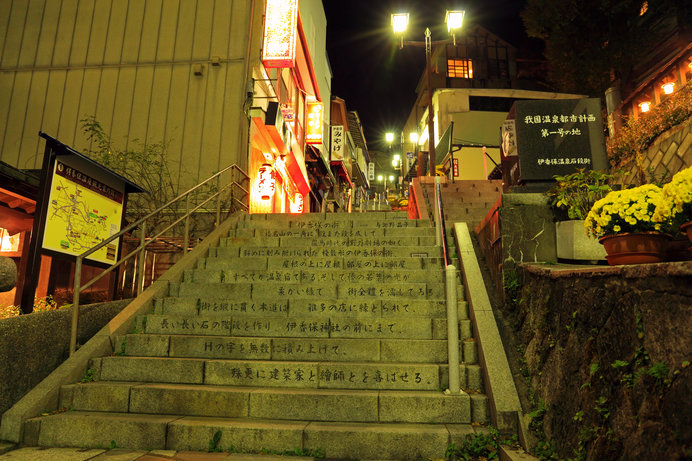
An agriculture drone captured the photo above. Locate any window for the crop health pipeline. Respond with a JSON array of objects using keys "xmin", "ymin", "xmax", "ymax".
[{"xmin": 448, "ymin": 59, "xmax": 473, "ymax": 78}]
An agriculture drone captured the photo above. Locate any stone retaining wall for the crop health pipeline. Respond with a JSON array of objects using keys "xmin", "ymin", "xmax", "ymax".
[
  {"xmin": 0, "ymin": 300, "xmax": 131, "ymax": 419},
  {"xmin": 511, "ymin": 262, "xmax": 691, "ymax": 460},
  {"xmin": 621, "ymin": 117, "xmax": 692, "ymax": 184}
]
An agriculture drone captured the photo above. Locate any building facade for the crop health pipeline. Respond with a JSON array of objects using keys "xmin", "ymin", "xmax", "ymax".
[
  {"xmin": 0, "ymin": 0, "xmax": 331, "ymax": 214},
  {"xmin": 402, "ymin": 25, "xmax": 582, "ymax": 181}
]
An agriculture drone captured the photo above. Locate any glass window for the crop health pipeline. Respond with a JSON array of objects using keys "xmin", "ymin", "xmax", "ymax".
[{"xmin": 448, "ymin": 59, "xmax": 473, "ymax": 78}]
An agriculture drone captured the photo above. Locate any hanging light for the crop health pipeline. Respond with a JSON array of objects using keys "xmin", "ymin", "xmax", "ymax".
[
  {"xmin": 257, "ymin": 163, "xmax": 275, "ymax": 200},
  {"xmin": 290, "ymin": 193, "xmax": 304, "ymax": 214},
  {"xmin": 638, "ymin": 101, "xmax": 651, "ymax": 113},
  {"xmin": 662, "ymin": 82, "xmax": 675, "ymax": 95}
]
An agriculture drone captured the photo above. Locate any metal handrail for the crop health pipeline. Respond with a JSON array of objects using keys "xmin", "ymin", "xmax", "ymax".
[
  {"xmin": 432, "ymin": 176, "xmax": 461, "ymax": 395},
  {"xmin": 69, "ymin": 163, "xmax": 249, "ymax": 355}
]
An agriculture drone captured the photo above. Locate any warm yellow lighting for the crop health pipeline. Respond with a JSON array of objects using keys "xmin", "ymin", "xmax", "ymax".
[
  {"xmin": 385, "ymin": 132, "xmax": 395, "ymax": 143},
  {"xmin": 306, "ymin": 102, "xmax": 323, "ymax": 144},
  {"xmin": 257, "ymin": 164, "xmax": 276, "ymax": 200},
  {"xmin": 639, "ymin": 101, "xmax": 651, "ymax": 113},
  {"xmin": 290, "ymin": 193, "xmax": 304, "ymax": 214},
  {"xmin": 409, "ymin": 132, "xmax": 419, "ymax": 143},
  {"xmin": 377, "ymin": 175, "xmax": 384, "ymax": 181},
  {"xmin": 388, "ymin": 175, "xmax": 395, "ymax": 182},
  {"xmin": 445, "ymin": 10, "xmax": 465, "ymax": 32},
  {"xmin": 662, "ymin": 82, "xmax": 675, "ymax": 95},
  {"xmin": 262, "ymin": 0, "xmax": 298, "ymax": 68},
  {"xmin": 391, "ymin": 13, "xmax": 409, "ymax": 34},
  {"xmin": 418, "ymin": 130, "xmax": 428, "ymax": 146}
]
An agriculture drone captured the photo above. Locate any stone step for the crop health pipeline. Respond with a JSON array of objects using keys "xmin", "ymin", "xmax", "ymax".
[
  {"xmin": 119, "ymin": 334, "xmax": 453, "ymax": 362},
  {"xmin": 201, "ymin": 255, "xmax": 445, "ymax": 271},
  {"xmin": 141, "ymin": 314, "xmax": 442, "ymax": 340},
  {"xmin": 182, "ymin": 268, "xmax": 445, "ymax": 285},
  {"xmin": 93, "ymin": 357, "xmax": 485, "ymax": 391},
  {"xmin": 120, "ymin": 333, "xmax": 478, "ymax": 364},
  {"xmin": 214, "ymin": 245, "xmax": 443, "ymax": 259},
  {"xmin": 233, "ymin": 226, "xmax": 436, "ymax": 239},
  {"xmin": 221, "ymin": 235, "xmax": 438, "ymax": 248},
  {"xmin": 154, "ymin": 297, "xmax": 451, "ymax": 319},
  {"xmin": 171, "ymin": 281, "xmax": 445, "ymax": 301},
  {"xmin": 26, "ymin": 412, "xmax": 487, "ymax": 459},
  {"xmin": 59, "ymin": 383, "xmax": 476, "ymax": 424}
]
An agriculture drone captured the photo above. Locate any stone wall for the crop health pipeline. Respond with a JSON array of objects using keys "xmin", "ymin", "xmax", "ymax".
[
  {"xmin": 0, "ymin": 300, "xmax": 131, "ymax": 419},
  {"xmin": 621, "ymin": 117, "xmax": 692, "ymax": 185},
  {"xmin": 511, "ymin": 262, "xmax": 691, "ymax": 460}
]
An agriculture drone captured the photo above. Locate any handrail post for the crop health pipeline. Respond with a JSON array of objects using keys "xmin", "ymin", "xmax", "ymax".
[
  {"xmin": 216, "ymin": 174, "xmax": 221, "ymax": 228},
  {"xmin": 184, "ymin": 193, "xmax": 191, "ymax": 254},
  {"xmin": 69, "ymin": 256, "xmax": 83, "ymax": 356},
  {"xmin": 445, "ymin": 264, "xmax": 461, "ymax": 394},
  {"xmin": 434, "ymin": 176, "xmax": 442, "ymax": 246},
  {"xmin": 136, "ymin": 221, "xmax": 146, "ymax": 295}
]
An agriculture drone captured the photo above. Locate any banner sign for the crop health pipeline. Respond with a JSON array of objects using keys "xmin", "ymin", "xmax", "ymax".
[{"xmin": 331, "ymin": 125, "xmax": 344, "ymax": 161}]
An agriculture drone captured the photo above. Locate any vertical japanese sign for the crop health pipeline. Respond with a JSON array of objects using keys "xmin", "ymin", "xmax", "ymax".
[
  {"xmin": 261, "ymin": 0, "xmax": 298, "ymax": 68},
  {"xmin": 513, "ymin": 98, "xmax": 607, "ymax": 181},
  {"xmin": 306, "ymin": 102, "xmax": 323, "ymax": 144},
  {"xmin": 501, "ymin": 120, "xmax": 516, "ymax": 156},
  {"xmin": 368, "ymin": 162, "xmax": 375, "ymax": 181},
  {"xmin": 331, "ymin": 125, "xmax": 345, "ymax": 161},
  {"xmin": 453, "ymin": 158, "xmax": 459, "ymax": 177}
]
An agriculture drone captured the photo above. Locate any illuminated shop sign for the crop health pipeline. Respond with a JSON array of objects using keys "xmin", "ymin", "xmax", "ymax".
[
  {"xmin": 262, "ymin": 0, "xmax": 298, "ymax": 68},
  {"xmin": 306, "ymin": 102, "xmax": 323, "ymax": 144},
  {"xmin": 257, "ymin": 164, "xmax": 276, "ymax": 200},
  {"xmin": 290, "ymin": 193, "xmax": 304, "ymax": 214}
]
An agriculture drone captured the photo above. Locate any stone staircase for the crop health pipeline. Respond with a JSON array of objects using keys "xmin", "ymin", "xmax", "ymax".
[{"xmin": 23, "ymin": 212, "xmax": 490, "ymax": 460}]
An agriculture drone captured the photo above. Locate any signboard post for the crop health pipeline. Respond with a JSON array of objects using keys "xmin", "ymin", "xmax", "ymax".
[{"xmin": 19, "ymin": 133, "xmax": 143, "ymax": 314}]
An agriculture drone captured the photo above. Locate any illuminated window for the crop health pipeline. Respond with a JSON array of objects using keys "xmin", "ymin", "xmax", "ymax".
[{"xmin": 448, "ymin": 59, "xmax": 473, "ymax": 78}]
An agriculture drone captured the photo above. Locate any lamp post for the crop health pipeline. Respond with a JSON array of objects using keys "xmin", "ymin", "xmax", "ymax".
[{"xmin": 392, "ymin": 10, "xmax": 464, "ymax": 177}]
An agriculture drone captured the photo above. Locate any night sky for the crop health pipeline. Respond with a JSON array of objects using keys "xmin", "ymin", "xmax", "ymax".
[{"xmin": 323, "ymin": 0, "xmax": 534, "ymax": 151}]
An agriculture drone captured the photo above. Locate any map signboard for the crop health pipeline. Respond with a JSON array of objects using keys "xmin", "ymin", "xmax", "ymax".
[{"xmin": 42, "ymin": 159, "xmax": 124, "ymax": 265}]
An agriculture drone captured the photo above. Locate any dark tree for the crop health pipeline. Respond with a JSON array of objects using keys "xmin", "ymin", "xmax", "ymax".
[{"xmin": 521, "ymin": 0, "xmax": 679, "ymax": 97}]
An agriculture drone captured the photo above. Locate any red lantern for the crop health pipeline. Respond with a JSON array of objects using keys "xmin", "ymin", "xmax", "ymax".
[{"xmin": 257, "ymin": 164, "xmax": 275, "ymax": 200}]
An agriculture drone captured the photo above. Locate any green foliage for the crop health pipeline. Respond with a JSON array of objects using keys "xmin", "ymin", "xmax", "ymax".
[
  {"xmin": 595, "ymin": 396, "xmax": 610, "ymax": 420},
  {"xmin": 647, "ymin": 362, "xmax": 671, "ymax": 390},
  {"xmin": 81, "ymin": 368, "xmax": 96, "ymax": 383},
  {"xmin": 546, "ymin": 169, "xmax": 619, "ymax": 220},
  {"xmin": 589, "ymin": 362, "xmax": 599, "ymax": 376},
  {"xmin": 445, "ymin": 426, "xmax": 513, "ymax": 460},
  {"xmin": 108, "ymin": 440, "xmax": 119, "ymax": 450},
  {"xmin": 208, "ymin": 430, "xmax": 223, "ymax": 452},
  {"xmin": 573, "ymin": 410, "xmax": 584, "ymax": 422},
  {"xmin": 608, "ymin": 82, "xmax": 692, "ymax": 170},
  {"xmin": 116, "ymin": 338, "xmax": 127, "ymax": 356},
  {"xmin": 611, "ymin": 360, "xmax": 629, "ymax": 369}
]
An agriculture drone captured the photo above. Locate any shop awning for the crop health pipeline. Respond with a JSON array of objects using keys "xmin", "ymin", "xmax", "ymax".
[{"xmin": 330, "ymin": 160, "xmax": 353, "ymax": 188}]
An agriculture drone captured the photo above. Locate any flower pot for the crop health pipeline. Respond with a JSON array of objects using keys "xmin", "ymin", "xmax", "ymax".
[
  {"xmin": 599, "ymin": 232, "xmax": 671, "ymax": 266},
  {"xmin": 555, "ymin": 220, "xmax": 606, "ymax": 262},
  {"xmin": 681, "ymin": 221, "xmax": 692, "ymax": 245}
]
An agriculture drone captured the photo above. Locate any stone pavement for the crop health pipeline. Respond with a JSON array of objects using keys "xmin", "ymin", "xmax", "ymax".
[{"xmin": 0, "ymin": 446, "xmax": 317, "ymax": 460}]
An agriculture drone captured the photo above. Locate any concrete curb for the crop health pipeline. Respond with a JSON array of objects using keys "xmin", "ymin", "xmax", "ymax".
[
  {"xmin": 453, "ymin": 223, "xmax": 528, "ymax": 443},
  {"xmin": 0, "ymin": 216, "xmax": 241, "ymax": 444}
]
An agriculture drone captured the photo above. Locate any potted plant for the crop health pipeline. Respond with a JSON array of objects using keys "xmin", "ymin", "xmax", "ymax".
[
  {"xmin": 584, "ymin": 184, "xmax": 670, "ymax": 265},
  {"xmin": 653, "ymin": 165, "xmax": 692, "ymax": 244},
  {"xmin": 546, "ymin": 169, "xmax": 615, "ymax": 261}
]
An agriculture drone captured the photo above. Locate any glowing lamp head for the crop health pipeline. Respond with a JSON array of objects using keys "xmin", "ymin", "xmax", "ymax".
[
  {"xmin": 388, "ymin": 175, "xmax": 394, "ymax": 182},
  {"xmin": 445, "ymin": 10, "xmax": 465, "ymax": 33},
  {"xmin": 377, "ymin": 175, "xmax": 383, "ymax": 182},
  {"xmin": 662, "ymin": 82, "xmax": 675, "ymax": 95},
  {"xmin": 385, "ymin": 132, "xmax": 395, "ymax": 144},
  {"xmin": 639, "ymin": 101, "xmax": 651, "ymax": 113},
  {"xmin": 257, "ymin": 163, "xmax": 276, "ymax": 201},
  {"xmin": 409, "ymin": 132, "xmax": 419, "ymax": 143},
  {"xmin": 391, "ymin": 13, "xmax": 409, "ymax": 34}
]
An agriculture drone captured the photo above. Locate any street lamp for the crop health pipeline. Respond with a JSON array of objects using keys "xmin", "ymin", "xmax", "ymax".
[
  {"xmin": 385, "ymin": 132, "xmax": 395, "ymax": 146},
  {"xmin": 392, "ymin": 9, "xmax": 465, "ymax": 176}
]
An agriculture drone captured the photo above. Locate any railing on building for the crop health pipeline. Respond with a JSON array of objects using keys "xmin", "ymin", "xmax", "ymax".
[{"xmin": 69, "ymin": 164, "xmax": 250, "ymax": 356}]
